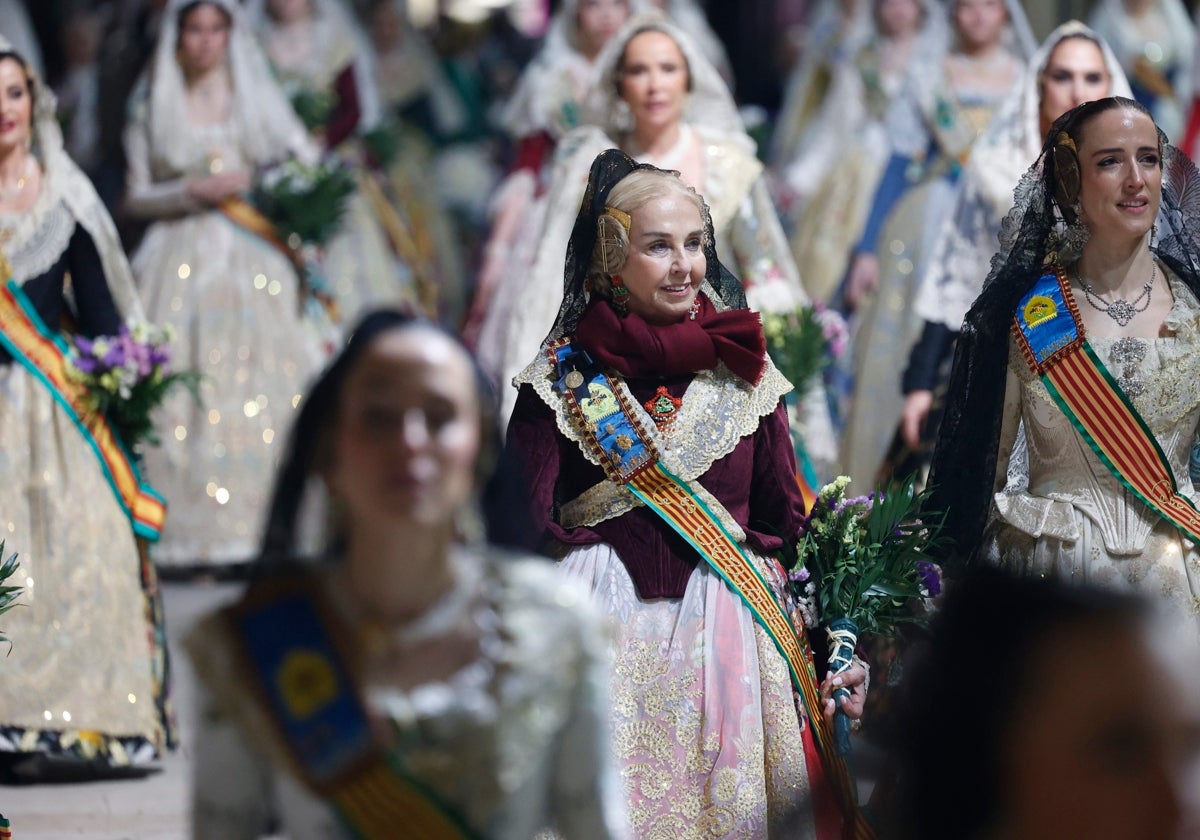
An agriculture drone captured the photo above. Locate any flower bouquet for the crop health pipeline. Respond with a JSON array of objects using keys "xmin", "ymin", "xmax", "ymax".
[
  {"xmin": 762, "ymin": 301, "xmax": 847, "ymax": 395},
  {"xmin": 0, "ymin": 541, "xmax": 20, "ymax": 651},
  {"xmin": 252, "ymin": 156, "xmax": 357, "ymax": 250},
  {"xmin": 790, "ymin": 475, "xmax": 945, "ymax": 754},
  {"xmin": 65, "ymin": 322, "xmax": 203, "ymax": 459},
  {"xmin": 289, "ymin": 87, "xmax": 336, "ymax": 133}
]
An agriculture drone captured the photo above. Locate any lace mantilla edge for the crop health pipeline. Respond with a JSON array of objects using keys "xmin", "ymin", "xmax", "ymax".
[{"xmin": 515, "ymin": 350, "xmax": 791, "ymax": 529}]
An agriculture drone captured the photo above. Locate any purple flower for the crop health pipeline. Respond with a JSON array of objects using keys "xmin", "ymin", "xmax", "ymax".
[
  {"xmin": 72, "ymin": 355, "xmax": 98, "ymax": 374},
  {"xmin": 103, "ymin": 338, "xmax": 127, "ymax": 368},
  {"xmin": 789, "ymin": 567, "xmax": 811, "ymax": 584},
  {"xmin": 917, "ymin": 560, "xmax": 942, "ymax": 597},
  {"xmin": 73, "ymin": 335, "xmax": 94, "ymax": 356}
]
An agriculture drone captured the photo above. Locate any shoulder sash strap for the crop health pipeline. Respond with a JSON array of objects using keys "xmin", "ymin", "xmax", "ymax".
[
  {"xmin": 217, "ymin": 197, "xmax": 340, "ymax": 323},
  {"xmin": 1013, "ymin": 266, "xmax": 1200, "ymax": 543},
  {"xmin": 548, "ymin": 340, "xmax": 874, "ymax": 839},
  {"xmin": 0, "ymin": 278, "xmax": 165, "ymax": 541},
  {"xmin": 223, "ymin": 576, "xmax": 479, "ymax": 840}
]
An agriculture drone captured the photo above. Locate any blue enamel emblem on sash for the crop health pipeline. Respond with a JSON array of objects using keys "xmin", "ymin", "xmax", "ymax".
[
  {"xmin": 234, "ymin": 593, "xmax": 373, "ymax": 786},
  {"xmin": 1016, "ymin": 273, "xmax": 1079, "ymax": 366}
]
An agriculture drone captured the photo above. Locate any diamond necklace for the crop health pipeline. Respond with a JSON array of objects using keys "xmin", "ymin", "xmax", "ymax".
[{"xmin": 1076, "ymin": 261, "xmax": 1156, "ymax": 327}]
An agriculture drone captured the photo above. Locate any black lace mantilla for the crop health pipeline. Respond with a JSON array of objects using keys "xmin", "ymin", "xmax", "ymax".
[
  {"xmin": 927, "ymin": 106, "xmax": 1200, "ymax": 569},
  {"xmin": 546, "ymin": 148, "xmax": 749, "ymax": 344}
]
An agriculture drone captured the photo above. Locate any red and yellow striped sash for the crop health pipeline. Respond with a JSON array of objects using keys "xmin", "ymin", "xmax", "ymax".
[
  {"xmin": 1014, "ymin": 267, "xmax": 1200, "ymax": 542},
  {"xmin": 0, "ymin": 279, "xmax": 165, "ymax": 541},
  {"xmin": 218, "ymin": 196, "xmax": 301, "ymax": 268},
  {"xmin": 550, "ymin": 341, "xmax": 873, "ymax": 838}
]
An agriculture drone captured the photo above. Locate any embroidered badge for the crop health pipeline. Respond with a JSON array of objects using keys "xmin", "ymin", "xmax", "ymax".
[
  {"xmin": 1023, "ymin": 295, "xmax": 1058, "ymax": 328},
  {"xmin": 644, "ymin": 385, "xmax": 683, "ymax": 430}
]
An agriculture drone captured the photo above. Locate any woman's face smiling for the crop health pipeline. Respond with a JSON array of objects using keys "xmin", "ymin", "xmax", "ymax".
[
  {"xmin": 618, "ymin": 193, "xmax": 706, "ymax": 325},
  {"xmin": 1075, "ymin": 107, "xmax": 1161, "ymax": 244},
  {"xmin": 0, "ymin": 58, "xmax": 31, "ymax": 157}
]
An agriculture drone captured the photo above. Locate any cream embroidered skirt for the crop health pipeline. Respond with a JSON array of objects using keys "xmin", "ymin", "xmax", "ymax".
[{"xmin": 561, "ymin": 542, "xmax": 816, "ymax": 839}]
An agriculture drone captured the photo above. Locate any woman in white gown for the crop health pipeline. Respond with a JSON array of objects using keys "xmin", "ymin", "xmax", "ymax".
[
  {"xmin": 464, "ymin": 0, "xmax": 636, "ymax": 345},
  {"xmin": 770, "ymin": 0, "xmax": 872, "ymax": 174},
  {"xmin": 838, "ymin": 0, "xmax": 1034, "ymax": 489},
  {"xmin": 248, "ymin": 0, "xmax": 417, "ymax": 321},
  {"xmin": 477, "ymin": 12, "xmax": 835, "ymax": 476},
  {"xmin": 929, "ymin": 96, "xmax": 1200, "ymax": 645},
  {"xmin": 1088, "ymin": 0, "xmax": 1194, "ymax": 141},
  {"xmin": 900, "ymin": 22, "xmax": 1131, "ymax": 455},
  {"xmin": 780, "ymin": 0, "xmax": 945, "ymax": 305},
  {"xmin": 0, "ymin": 39, "xmax": 174, "ymax": 773},
  {"xmin": 188, "ymin": 310, "xmax": 627, "ymax": 839},
  {"xmin": 125, "ymin": 0, "xmax": 328, "ymax": 568}
]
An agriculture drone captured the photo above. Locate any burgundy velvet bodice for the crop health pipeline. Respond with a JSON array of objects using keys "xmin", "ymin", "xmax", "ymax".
[{"xmin": 507, "ymin": 373, "xmax": 807, "ymax": 599}]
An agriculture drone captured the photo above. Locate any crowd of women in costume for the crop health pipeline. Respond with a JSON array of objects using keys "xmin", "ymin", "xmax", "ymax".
[{"xmin": 0, "ymin": 0, "xmax": 1199, "ymax": 838}]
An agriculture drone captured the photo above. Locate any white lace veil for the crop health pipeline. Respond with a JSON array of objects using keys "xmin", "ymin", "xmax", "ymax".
[
  {"xmin": 142, "ymin": 0, "xmax": 311, "ymax": 176},
  {"xmin": 245, "ymin": 0, "xmax": 385, "ymax": 131},
  {"xmin": 658, "ymin": 0, "xmax": 731, "ymax": 82},
  {"xmin": 883, "ymin": 0, "xmax": 1034, "ymax": 162},
  {"xmin": 1090, "ymin": 0, "xmax": 1195, "ymax": 75},
  {"xmin": 582, "ymin": 10, "xmax": 750, "ymax": 155},
  {"xmin": 0, "ymin": 37, "xmax": 144, "ymax": 322},
  {"xmin": 917, "ymin": 20, "xmax": 1132, "ymax": 329},
  {"xmin": 501, "ymin": 0, "xmax": 646, "ymax": 140},
  {"xmin": 371, "ymin": 0, "xmax": 468, "ymax": 136}
]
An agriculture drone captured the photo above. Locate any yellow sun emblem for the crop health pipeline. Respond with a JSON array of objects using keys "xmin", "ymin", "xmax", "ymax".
[
  {"xmin": 276, "ymin": 649, "xmax": 339, "ymax": 721},
  {"xmin": 1023, "ymin": 295, "xmax": 1058, "ymax": 328}
]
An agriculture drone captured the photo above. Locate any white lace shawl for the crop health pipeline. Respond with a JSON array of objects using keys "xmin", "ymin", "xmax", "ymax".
[{"xmin": 0, "ymin": 34, "xmax": 142, "ymax": 322}]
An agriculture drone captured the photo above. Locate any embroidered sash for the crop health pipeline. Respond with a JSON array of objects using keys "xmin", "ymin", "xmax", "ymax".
[
  {"xmin": 548, "ymin": 340, "xmax": 873, "ymax": 839},
  {"xmin": 0, "ymin": 278, "xmax": 165, "ymax": 541},
  {"xmin": 224, "ymin": 576, "xmax": 478, "ymax": 840},
  {"xmin": 1013, "ymin": 267, "xmax": 1200, "ymax": 543},
  {"xmin": 217, "ymin": 197, "xmax": 340, "ymax": 322}
]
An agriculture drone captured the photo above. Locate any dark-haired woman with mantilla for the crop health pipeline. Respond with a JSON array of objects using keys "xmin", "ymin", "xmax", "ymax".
[
  {"xmin": 506, "ymin": 150, "xmax": 869, "ymax": 839},
  {"xmin": 929, "ymin": 96, "xmax": 1200, "ymax": 643}
]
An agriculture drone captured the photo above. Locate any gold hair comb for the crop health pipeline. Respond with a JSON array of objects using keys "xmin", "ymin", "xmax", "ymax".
[{"xmin": 603, "ymin": 205, "xmax": 632, "ymax": 233}]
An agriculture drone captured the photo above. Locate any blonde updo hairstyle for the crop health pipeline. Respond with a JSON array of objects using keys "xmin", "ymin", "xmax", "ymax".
[{"xmin": 587, "ymin": 168, "xmax": 706, "ymax": 300}]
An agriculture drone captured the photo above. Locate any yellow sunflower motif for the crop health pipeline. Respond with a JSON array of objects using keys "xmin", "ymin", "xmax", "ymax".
[{"xmin": 276, "ymin": 648, "xmax": 339, "ymax": 720}]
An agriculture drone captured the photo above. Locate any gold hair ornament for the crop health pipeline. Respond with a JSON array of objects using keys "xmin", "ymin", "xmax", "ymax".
[
  {"xmin": 603, "ymin": 205, "xmax": 632, "ymax": 233},
  {"xmin": 1052, "ymin": 130, "xmax": 1082, "ymax": 220}
]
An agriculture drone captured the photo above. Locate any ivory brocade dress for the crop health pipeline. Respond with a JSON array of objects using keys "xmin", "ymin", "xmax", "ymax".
[
  {"xmin": 187, "ymin": 550, "xmax": 626, "ymax": 840},
  {"xmin": 986, "ymin": 273, "xmax": 1200, "ymax": 638},
  {"xmin": 125, "ymin": 111, "xmax": 328, "ymax": 567},
  {"xmin": 0, "ymin": 179, "xmax": 174, "ymax": 763}
]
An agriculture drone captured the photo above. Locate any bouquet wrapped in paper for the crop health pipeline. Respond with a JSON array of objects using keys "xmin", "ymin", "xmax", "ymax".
[
  {"xmin": 790, "ymin": 475, "xmax": 944, "ymax": 753},
  {"xmin": 65, "ymin": 321, "xmax": 202, "ymax": 459},
  {"xmin": 252, "ymin": 156, "xmax": 356, "ymax": 250}
]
